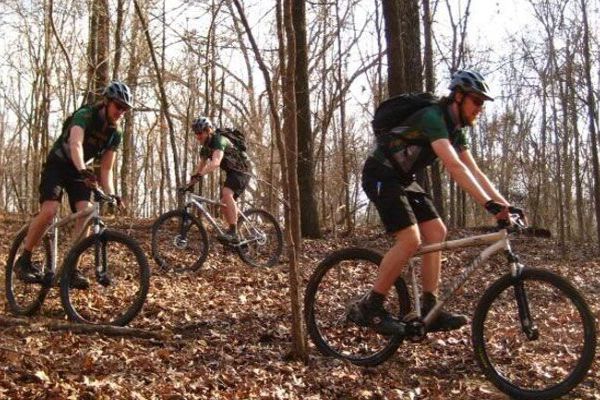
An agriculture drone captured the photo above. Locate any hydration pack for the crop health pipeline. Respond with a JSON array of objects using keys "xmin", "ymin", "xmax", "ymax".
[
  {"xmin": 372, "ymin": 92, "xmax": 439, "ymax": 135},
  {"xmin": 218, "ymin": 128, "xmax": 247, "ymax": 152}
]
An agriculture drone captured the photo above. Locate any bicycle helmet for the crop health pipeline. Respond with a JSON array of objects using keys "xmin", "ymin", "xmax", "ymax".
[
  {"xmin": 448, "ymin": 69, "xmax": 494, "ymax": 101},
  {"xmin": 103, "ymin": 81, "xmax": 133, "ymax": 107},
  {"xmin": 192, "ymin": 116, "xmax": 213, "ymax": 133}
]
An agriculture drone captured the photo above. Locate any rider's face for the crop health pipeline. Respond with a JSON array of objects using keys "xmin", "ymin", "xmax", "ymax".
[
  {"xmin": 195, "ymin": 129, "xmax": 209, "ymax": 144},
  {"xmin": 107, "ymin": 100, "xmax": 130, "ymax": 124},
  {"xmin": 459, "ymin": 92, "xmax": 486, "ymax": 126}
]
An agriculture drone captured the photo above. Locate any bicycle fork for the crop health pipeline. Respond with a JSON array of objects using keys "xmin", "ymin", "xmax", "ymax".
[
  {"xmin": 508, "ymin": 251, "xmax": 539, "ymax": 340},
  {"xmin": 93, "ymin": 219, "xmax": 110, "ymax": 287}
]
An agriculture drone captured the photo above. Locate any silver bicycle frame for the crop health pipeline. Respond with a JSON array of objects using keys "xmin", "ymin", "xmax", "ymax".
[
  {"xmin": 183, "ymin": 192, "xmax": 262, "ymax": 245},
  {"xmin": 14, "ymin": 196, "xmax": 102, "ymax": 280},
  {"xmin": 406, "ymin": 229, "xmax": 523, "ymax": 327}
]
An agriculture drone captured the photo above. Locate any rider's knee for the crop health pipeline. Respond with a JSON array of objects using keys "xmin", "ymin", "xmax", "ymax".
[
  {"xmin": 393, "ymin": 225, "xmax": 421, "ymax": 253},
  {"xmin": 38, "ymin": 202, "xmax": 59, "ymax": 222}
]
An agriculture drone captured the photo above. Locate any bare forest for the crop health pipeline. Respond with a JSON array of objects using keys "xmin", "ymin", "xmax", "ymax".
[{"xmin": 0, "ymin": 0, "xmax": 599, "ymax": 398}]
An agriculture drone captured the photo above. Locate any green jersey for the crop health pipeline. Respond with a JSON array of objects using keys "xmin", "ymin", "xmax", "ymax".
[
  {"xmin": 50, "ymin": 104, "xmax": 122, "ymax": 164},
  {"xmin": 369, "ymin": 104, "xmax": 468, "ymax": 179},
  {"xmin": 201, "ymin": 131, "xmax": 250, "ymax": 173}
]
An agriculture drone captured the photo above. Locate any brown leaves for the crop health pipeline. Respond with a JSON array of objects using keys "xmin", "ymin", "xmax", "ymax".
[{"xmin": 0, "ymin": 219, "xmax": 598, "ymax": 399}]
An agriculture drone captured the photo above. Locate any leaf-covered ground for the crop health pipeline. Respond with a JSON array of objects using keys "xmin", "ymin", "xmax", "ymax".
[{"xmin": 0, "ymin": 213, "xmax": 598, "ymax": 399}]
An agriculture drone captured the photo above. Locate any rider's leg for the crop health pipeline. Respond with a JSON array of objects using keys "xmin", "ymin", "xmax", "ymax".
[
  {"xmin": 16, "ymin": 201, "xmax": 60, "ymax": 281},
  {"xmin": 73, "ymin": 200, "xmax": 93, "ymax": 239},
  {"xmin": 347, "ymin": 225, "xmax": 421, "ymax": 336},
  {"xmin": 373, "ymin": 225, "xmax": 421, "ymax": 294},
  {"xmin": 418, "ymin": 218, "xmax": 447, "ymax": 294},
  {"xmin": 22, "ymin": 200, "xmax": 60, "ymax": 252},
  {"xmin": 418, "ymin": 217, "xmax": 467, "ymax": 331},
  {"xmin": 221, "ymin": 186, "xmax": 238, "ymax": 231}
]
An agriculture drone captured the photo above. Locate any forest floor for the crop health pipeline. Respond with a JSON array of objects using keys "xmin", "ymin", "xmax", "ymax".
[{"xmin": 0, "ymin": 212, "xmax": 598, "ymax": 400}]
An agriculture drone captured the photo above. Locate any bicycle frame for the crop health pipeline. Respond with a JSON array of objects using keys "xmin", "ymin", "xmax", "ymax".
[
  {"xmin": 14, "ymin": 197, "xmax": 104, "ymax": 284},
  {"xmin": 407, "ymin": 229, "xmax": 524, "ymax": 329},
  {"xmin": 182, "ymin": 192, "xmax": 265, "ymax": 246}
]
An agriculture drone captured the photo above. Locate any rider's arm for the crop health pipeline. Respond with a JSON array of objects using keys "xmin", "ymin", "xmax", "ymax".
[
  {"xmin": 99, "ymin": 150, "xmax": 117, "ymax": 195},
  {"xmin": 68, "ymin": 126, "xmax": 87, "ymax": 171},
  {"xmin": 197, "ymin": 149, "xmax": 223, "ymax": 176},
  {"xmin": 458, "ymin": 149, "xmax": 510, "ymax": 206},
  {"xmin": 431, "ymin": 138, "xmax": 492, "ymax": 206}
]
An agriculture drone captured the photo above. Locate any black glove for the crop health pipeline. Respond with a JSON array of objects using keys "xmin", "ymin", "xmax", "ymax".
[
  {"xmin": 484, "ymin": 200, "xmax": 505, "ymax": 216},
  {"xmin": 79, "ymin": 169, "xmax": 98, "ymax": 189},
  {"xmin": 508, "ymin": 205, "xmax": 525, "ymax": 218},
  {"xmin": 190, "ymin": 173, "xmax": 202, "ymax": 182},
  {"xmin": 110, "ymin": 194, "xmax": 124, "ymax": 208}
]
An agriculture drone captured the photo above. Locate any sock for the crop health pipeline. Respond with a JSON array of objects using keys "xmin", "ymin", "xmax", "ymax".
[
  {"xmin": 228, "ymin": 224, "xmax": 237, "ymax": 234},
  {"xmin": 365, "ymin": 290, "xmax": 386, "ymax": 309},
  {"xmin": 21, "ymin": 249, "xmax": 32, "ymax": 263}
]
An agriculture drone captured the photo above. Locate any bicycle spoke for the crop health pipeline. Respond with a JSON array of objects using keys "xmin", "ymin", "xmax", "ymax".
[
  {"xmin": 236, "ymin": 209, "xmax": 282, "ymax": 268},
  {"xmin": 62, "ymin": 231, "xmax": 149, "ymax": 326},
  {"xmin": 473, "ymin": 269, "xmax": 596, "ymax": 399},
  {"xmin": 305, "ymin": 248, "xmax": 410, "ymax": 366},
  {"xmin": 151, "ymin": 210, "xmax": 209, "ymax": 272}
]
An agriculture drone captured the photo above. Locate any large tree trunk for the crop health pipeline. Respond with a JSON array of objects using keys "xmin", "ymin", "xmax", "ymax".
[
  {"xmin": 232, "ymin": 0, "xmax": 307, "ymax": 362},
  {"xmin": 293, "ymin": 0, "xmax": 321, "ymax": 238},
  {"xmin": 580, "ymin": 0, "xmax": 600, "ymax": 246}
]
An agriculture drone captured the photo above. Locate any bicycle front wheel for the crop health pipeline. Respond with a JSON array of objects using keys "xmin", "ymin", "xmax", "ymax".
[
  {"xmin": 60, "ymin": 230, "xmax": 150, "ymax": 326},
  {"xmin": 304, "ymin": 247, "xmax": 410, "ymax": 366},
  {"xmin": 472, "ymin": 268, "xmax": 596, "ymax": 400},
  {"xmin": 151, "ymin": 209, "xmax": 209, "ymax": 272},
  {"xmin": 5, "ymin": 227, "xmax": 52, "ymax": 316},
  {"xmin": 236, "ymin": 208, "xmax": 283, "ymax": 268}
]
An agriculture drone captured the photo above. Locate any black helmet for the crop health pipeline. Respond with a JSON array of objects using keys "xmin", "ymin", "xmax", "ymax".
[
  {"xmin": 449, "ymin": 69, "xmax": 494, "ymax": 101},
  {"xmin": 103, "ymin": 81, "xmax": 133, "ymax": 107},
  {"xmin": 192, "ymin": 116, "xmax": 213, "ymax": 133}
]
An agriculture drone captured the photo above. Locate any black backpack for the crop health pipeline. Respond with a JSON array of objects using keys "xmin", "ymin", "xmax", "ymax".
[
  {"xmin": 371, "ymin": 92, "xmax": 439, "ymax": 135},
  {"xmin": 218, "ymin": 128, "xmax": 247, "ymax": 152}
]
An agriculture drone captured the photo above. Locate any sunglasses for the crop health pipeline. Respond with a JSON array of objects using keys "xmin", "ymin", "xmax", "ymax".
[
  {"xmin": 113, "ymin": 101, "xmax": 131, "ymax": 112},
  {"xmin": 467, "ymin": 94, "xmax": 485, "ymax": 107}
]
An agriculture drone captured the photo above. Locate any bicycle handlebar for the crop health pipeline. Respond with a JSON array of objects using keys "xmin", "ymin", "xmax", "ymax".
[
  {"xmin": 498, "ymin": 212, "xmax": 528, "ymax": 233},
  {"xmin": 92, "ymin": 187, "xmax": 117, "ymax": 206}
]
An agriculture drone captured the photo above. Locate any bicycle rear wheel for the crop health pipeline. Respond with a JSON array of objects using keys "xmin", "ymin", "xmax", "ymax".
[
  {"xmin": 5, "ymin": 227, "xmax": 52, "ymax": 316},
  {"xmin": 236, "ymin": 208, "xmax": 283, "ymax": 268},
  {"xmin": 151, "ymin": 209, "xmax": 209, "ymax": 272},
  {"xmin": 60, "ymin": 229, "xmax": 150, "ymax": 326},
  {"xmin": 304, "ymin": 247, "xmax": 410, "ymax": 366},
  {"xmin": 472, "ymin": 268, "xmax": 596, "ymax": 400}
]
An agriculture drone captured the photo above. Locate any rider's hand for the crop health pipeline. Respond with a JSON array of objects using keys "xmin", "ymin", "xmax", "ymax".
[
  {"xmin": 485, "ymin": 200, "xmax": 510, "ymax": 223},
  {"xmin": 79, "ymin": 169, "xmax": 98, "ymax": 189},
  {"xmin": 111, "ymin": 194, "xmax": 126, "ymax": 210}
]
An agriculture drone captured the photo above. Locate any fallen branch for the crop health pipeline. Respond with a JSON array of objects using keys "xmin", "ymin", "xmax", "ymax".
[{"xmin": 0, "ymin": 315, "xmax": 167, "ymax": 341}]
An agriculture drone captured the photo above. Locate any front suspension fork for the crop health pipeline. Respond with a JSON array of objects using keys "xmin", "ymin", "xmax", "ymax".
[{"xmin": 508, "ymin": 251, "xmax": 539, "ymax": 340}]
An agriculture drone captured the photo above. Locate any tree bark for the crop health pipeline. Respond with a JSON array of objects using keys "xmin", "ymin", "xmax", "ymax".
[{"xmin": 293, "ymin": 0, "xmax": 321, "ymax": 238}]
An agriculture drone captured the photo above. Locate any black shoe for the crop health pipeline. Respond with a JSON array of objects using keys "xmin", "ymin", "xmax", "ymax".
[
  {"xmin": 217, "ymin": 230, "xmax": 240, "ymax": 244},
  {"xmin": 347, "ymin": 293, "xmax": 405, "ymax": 336},
  {"xmin": 70, "ymin": 270, "xmax": 90, "ymax": 290},
  {"xmin": 15, "ymin": 256, "xmax": 42, "ymax": 283},
  {"xmin": 421, "ymin": 292, "xmax": 468, "ymax": 332}
]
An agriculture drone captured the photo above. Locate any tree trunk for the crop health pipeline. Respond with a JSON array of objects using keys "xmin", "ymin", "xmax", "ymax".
[
  {"xmin": 293, "ymin": 0, "xmax": 321, "ymax": 238},
  {"xmin": 580, "ymin": 0, "xmax": 600, "ymax": 246}
]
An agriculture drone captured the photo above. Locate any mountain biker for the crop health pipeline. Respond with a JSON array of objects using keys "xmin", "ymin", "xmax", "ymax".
[
  {"xmin": 14, "ymin": 80, "xmax": 133, "ymax": 289},
  {"xmin": 350, "ymin": 70, "xmax": 524, "ymax": 335},
  {"xmin": 185, "ymin": 116, "xmax": 251, "ymax": 243}
]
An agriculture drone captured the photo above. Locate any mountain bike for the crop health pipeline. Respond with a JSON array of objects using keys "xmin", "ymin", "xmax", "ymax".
[
  {"xmin": 304, "ymin": 216, "xmax": 596, "ymax": 400},
  {"xmin": 151, "ymin": 188, "xmax": 283, "ymax": 271},
  {"xmin": 5, "ymin": 188, "xmax": 150, "ymax": 326}
]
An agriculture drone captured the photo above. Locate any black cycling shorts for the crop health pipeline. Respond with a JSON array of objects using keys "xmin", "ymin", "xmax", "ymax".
[
  {"xmin": 223, "ymin": 170, "xmax": 250, "ymax": 199},
  {"xmin": 362, "ymin": 159, "xmax": 439, "ymax": 233},
  {"xmin": 39, "ymin": 156, "xmax": 92, "ymax": 212}
]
